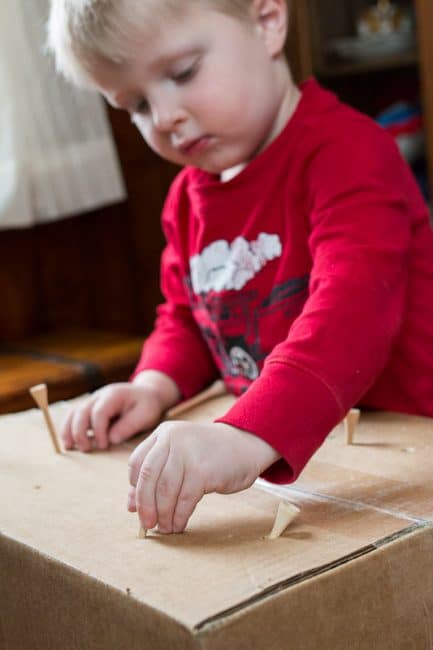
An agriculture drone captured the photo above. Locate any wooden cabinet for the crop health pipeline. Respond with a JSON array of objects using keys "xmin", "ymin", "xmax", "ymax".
[
  {"xmin": 0, "ymin": 100, "xmax": 179, "ymax": 410},
  {"xmin": 416, "ymin": 0, "xmax": 433, "ymax": 194},
  {"xmin": 289, "ymin": 0, "xmax": 433, "ymax": 195}
]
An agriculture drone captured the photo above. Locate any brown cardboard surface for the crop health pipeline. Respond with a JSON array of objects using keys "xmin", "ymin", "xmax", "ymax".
[
  {"xmin": 298, "ymin": 410, "xmax": 433, "ymax": 518},
  {"xmin": 1, "ymin": 395, "xmax": 433, "ymax": 649}
]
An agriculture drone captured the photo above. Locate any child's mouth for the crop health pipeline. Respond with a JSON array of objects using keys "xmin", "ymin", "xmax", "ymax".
[{"xmin": 179, "ymin": 136, "xmax": 211, "ymax": 156}]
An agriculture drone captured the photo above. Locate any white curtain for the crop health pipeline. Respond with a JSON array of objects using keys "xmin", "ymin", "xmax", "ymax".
[{"xmin": 0, "ymin": 0, "xmax": 126, "ymax": 230}]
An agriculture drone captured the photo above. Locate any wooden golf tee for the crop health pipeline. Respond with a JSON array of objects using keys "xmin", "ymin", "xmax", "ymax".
[
  {"xmin": 167, "ymin": 380, "xmax": 227, "ymax": 418},
  {"xmin": 344, "ymin": 408, "xmax": 361, "ymax": 445},
  {"xmin": 138, "ymin": 525, "xmax": 148, "ymax": 539},
  {"xmin": 267, "ymin": 501, "xmax": 300, "ymax": 540},
  {"xmin": 29, "ymin": 384, "xmax": 62, "ymax": 454}
]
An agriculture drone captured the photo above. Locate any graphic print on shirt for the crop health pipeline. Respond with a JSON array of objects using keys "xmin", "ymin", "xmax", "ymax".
[
  {"xmin": 190, "ymin": 233, "xmax": 282, "ymax": 293},
  {"xmin": 187, "ymin": 234, "xmax": 310, "ymax": 395}
]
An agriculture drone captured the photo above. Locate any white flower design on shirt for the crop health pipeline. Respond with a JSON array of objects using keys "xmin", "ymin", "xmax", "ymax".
[{"xmin": 190, "ymin": 233, "xmax": 282, "ymax": 294}]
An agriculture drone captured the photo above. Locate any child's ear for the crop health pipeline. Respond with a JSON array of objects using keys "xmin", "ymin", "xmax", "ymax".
[{"xmin": 251, "ymin": 0, "xmax": 288, "ymax": 57}]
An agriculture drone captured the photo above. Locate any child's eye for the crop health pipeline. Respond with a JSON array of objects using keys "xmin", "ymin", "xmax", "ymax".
[
  {"xmin": 134, "ymin": 98, "xmax": 150, "ymax": 114},
  {"xmin": 171, "ymin": 63, "xmax": 197, "ymax": 84}
]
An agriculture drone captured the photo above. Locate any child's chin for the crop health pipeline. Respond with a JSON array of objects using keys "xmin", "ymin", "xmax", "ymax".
[
  {"xmin": 195, "ymin": 159, "xmax": 238, "ymax": 175},
  {"xmin": 196, "ymin": 163, "xmax": 222, "ymax": 174}
]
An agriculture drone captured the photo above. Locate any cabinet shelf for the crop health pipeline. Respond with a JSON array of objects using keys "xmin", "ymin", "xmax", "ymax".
[
  {"xmin": 291, "ymin": 0, "xmax": 433, "ymax": 194},
  {"xmin": 316, "ymin": 49, "xmax": 418, "ymax": 78}
]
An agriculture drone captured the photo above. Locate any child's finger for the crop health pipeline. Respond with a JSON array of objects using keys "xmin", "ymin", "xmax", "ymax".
[
  {"xmin": 60, "ymin": 410, "xmax": 74, "ymax": 450},
  {"xmin": 172, "ymin": 475, "xmax": 204, "ymax": 533},
  {"xmin": 128, "ymin": 435, "xmax": 157, "ymax": 486},
  {"xmin": 154, "ymin": 452, "xmax": 184, "ymax": 533},
  {"xmin": 108, "ymin": 406, "xmax": 145, "ymax": 445},
  {"xmin": 127, "ymin": 485, "xmax": 137, "ymax": 512},
  {"xmin": 135, "ymin": 437, "xmax": 170, "ymax": 530},
  {"xmin": 70, "ymin": 398, "xmax": 97, "ymax": 452},
  {"xmin": 89, "ymin": 396, "xmax": 116, "ymax": 449}
]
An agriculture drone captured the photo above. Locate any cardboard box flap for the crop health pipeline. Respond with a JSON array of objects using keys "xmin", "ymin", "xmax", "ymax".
[{"xmin": 196, "ymin": 526, "xmax": 433, "ymax": 650}]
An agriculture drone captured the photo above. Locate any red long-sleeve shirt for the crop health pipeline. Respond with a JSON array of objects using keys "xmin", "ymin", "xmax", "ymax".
[{"xmin": 133, "ymin": 79, "xmax": 433, "ymax": 483}]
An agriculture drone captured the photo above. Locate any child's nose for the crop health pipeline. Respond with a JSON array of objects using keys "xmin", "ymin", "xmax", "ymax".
[{"xmin": 151, "ymin": 100, "xmax": 184, "ymax": 133}]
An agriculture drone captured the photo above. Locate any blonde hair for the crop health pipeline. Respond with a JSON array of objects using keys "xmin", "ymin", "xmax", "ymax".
[{"xmin": 47, "ymin": 0, "xmax": 253, "ymax": 88}]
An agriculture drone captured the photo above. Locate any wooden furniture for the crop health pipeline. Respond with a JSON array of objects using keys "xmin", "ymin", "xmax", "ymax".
[
  {"xmin": 0, "ymin": 329, "xmax": 143, "ymax": 414},
  {"xmin": 415, "ymin": 0, "xmax": 433, "ymax": 194},
  {"xmin": 0, "ymin": 110, "xmax": 176, "ymax": 414},
  {"xmin": 290, "ymin": 0, "xmax": 433, "ymax": 194}
]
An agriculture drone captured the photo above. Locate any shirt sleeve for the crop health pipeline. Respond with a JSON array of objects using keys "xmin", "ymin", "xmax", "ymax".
[
  {"xmin": 217, "ymin": 123, "xmax": 413, "ymax": 483},
  {"xmin": 131, "ymin": 175, "xmax": 219, "ymax": 398}
]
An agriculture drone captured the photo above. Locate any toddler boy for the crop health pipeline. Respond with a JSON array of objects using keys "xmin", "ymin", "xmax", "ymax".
[{"xmin": 48, "ymin": 0, "xmax": 433, "ymax": 534}]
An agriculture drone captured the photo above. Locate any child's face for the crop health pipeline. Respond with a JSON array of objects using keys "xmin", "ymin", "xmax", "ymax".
[{"xmin": 91, "ymin": 2, "xmax": 291, "ymax": 174}]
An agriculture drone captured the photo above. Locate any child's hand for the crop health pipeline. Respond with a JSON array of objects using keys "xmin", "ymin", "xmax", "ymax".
[
  {"xmin": 61, "ymin": 382, "xmax": 169, "ymax": 452},
  {"xmin": 128, "ymin": 421, "xmax": 280, "ymax": 534}
]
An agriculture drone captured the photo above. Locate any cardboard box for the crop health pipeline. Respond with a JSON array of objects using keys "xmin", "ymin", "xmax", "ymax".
[{"xmin": 1, "ymin": 395, "xmax": 433, "ymax": 649}]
